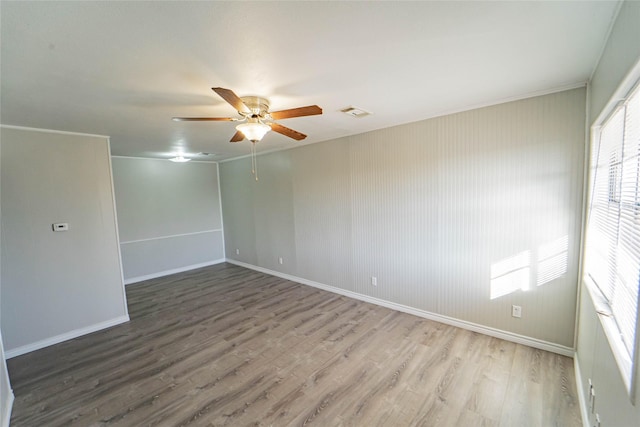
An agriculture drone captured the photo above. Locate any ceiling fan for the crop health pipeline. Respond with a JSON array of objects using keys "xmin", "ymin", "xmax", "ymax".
[{"xmin": 173, "ymin": 87, "xmax": 322, "ymax": 144}]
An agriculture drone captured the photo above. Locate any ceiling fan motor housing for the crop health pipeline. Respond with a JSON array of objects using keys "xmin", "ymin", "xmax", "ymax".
[{"xmin": 240, "ymin": 96, "xmax": 270, "ymax": 118}]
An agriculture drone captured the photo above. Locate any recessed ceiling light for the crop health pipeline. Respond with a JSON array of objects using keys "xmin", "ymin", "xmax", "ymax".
[
  {"xmin": 169, "ymin": 156, "xmax": 191, "ymax": 163},
  {"xmin": 340, "ymin": 106, "xmax": 372, "ymax": 118}
]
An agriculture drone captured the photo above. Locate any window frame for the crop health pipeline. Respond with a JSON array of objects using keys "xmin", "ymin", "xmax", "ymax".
[{"xmin": 583, "ymin": 69, "xmax": 640, "ymax": 403}]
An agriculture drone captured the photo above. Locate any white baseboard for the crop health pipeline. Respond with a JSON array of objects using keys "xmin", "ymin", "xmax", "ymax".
[
  {"xmin": 5, "ymin": 315, "xmax": 130, "ymax": 359},
  {"xmin": 1, "ymin": 390, "xmax": 14, "ymax": 427},
  {"xmin": 226, "ymin": 258, "xmax": 575, "ymax": 357},
  {"xmin": 124, "ymin": 258, "xmax": 225, "ymax": 285},
  {"xmin": 573, "ymin": 356, "xmax": 590, "ymax": 427}
]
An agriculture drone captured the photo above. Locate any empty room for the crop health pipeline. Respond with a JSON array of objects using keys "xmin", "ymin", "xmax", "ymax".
[{"xmin": 1, "ymin": 1, "xmax": 640, "ymax": 426}]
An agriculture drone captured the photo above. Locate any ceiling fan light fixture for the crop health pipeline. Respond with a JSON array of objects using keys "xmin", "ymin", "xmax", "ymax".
[
  {"xmin": 169, "ymin": 155, "xmax": 191, "ymax": 163},
  {"xmin": 236, "ymin": 121, "xmax": 271, "ymax": 142}
]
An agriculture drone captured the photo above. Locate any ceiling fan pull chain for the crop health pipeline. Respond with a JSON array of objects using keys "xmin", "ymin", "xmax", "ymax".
[
  {"xmin": 251, "ymin": 142, "xmax": 259, "ymax": 181},
  {"xmin": 250, "ymin": 142, "xmax": 255, "ymax": 174}
]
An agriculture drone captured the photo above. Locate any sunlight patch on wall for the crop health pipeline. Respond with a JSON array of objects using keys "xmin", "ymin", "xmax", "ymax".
[
  {"xmin": 537, "ymin": 235, "xmax": 568, "ymax": 287},
  {"xmin": 490, "ymin": 251, "xmax": 531, "ymax": 299},
  {"xmin": 490, "ymin": 235, "xmax": 569, "ymax": 300}
]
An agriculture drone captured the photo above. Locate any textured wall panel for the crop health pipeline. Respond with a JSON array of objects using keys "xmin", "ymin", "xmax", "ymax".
[
  {"xmin": 252, "ymin": 152, "xmax": 297, "ymax": 274},
  {"xmin": 348, "ymin": 120, "xmax": 443, "ymax": 311},
  {"xmin": 112, "ymin": 158, "xmax": 221, "ymax": 241},
  {"xmin": 112, "ymin": 157, "xmax": 224, "ymax": 280},
  {"xmin": 120, "ymin": 231, "xmax": 223, "ymax": 279},
  {"xmin": 291, "ymin": 139, "xmax": 354, "ymax": 291},
  {"xmin": 220, "ymin": 88, "xmax": 586, "ymax": 347},
  {"xmin": 219, "ymin": 158, "xmax": 258, "ymax": 265}
]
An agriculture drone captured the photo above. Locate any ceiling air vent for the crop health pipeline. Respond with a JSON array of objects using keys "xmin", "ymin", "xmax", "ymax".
[{"xmin": 340, "ymin": 106, "xmax": 372, "ymax": 118}]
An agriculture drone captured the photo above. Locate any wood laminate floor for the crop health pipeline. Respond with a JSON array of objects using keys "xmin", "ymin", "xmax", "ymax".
[{"xmin": 8, "ymin": 263, "xmax": 582, "ymax": 426}]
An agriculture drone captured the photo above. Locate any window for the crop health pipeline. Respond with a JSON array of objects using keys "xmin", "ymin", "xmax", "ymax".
[{"xmin": 584, "ymin": 82, "xmax": 640, "ymax": 396}]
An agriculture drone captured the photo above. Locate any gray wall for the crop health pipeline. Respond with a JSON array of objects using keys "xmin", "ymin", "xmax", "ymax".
[
  {"xmin": 589, "ymin": 1, "xmax": 640, "ymax": 125},
  {"xmin": 0, "ymin": 140, "xmax": 13, "ymax": 426},
  {"xmin": 0, "ymin": 127, "xmax": 128, "ymax": 356},
  {"xmin": 577, "ymin": 289, "xmax": 640, "ymax": 426},
  {"xmin": 221, "ymin": 87, "xmax": 586, "ymax": 350},
  {"xmin": 111, "ymin": 157, "xmax": 224, "ymax": 283},
  {"xmin": 0, "ymin": 331, "xmax": 12, "ymax": 427},
  {"xmin": 576, "ymin": 1, "xmax": 640, "ymax": 425}
]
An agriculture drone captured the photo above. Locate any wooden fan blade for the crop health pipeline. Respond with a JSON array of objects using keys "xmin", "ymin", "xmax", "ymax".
[
  {"xmin": 270, "ymin": 122, "xmax": 307, "ymax": 141},
  {"xmin": 172, "ymin": 117, "xmax": 236, "ymax": 121},
  {"xmin": 213, "ymin": 87, "xmax": 250, "ymax": 113},
  {"xmin": 230, "ymin": 131, "xmax": 245, "ymax": 143},
  {"xmin": 270, "ymin": 105, "xmax": 322, "ymax": 120}
]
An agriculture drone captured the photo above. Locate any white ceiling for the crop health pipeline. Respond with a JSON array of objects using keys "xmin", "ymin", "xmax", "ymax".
[{"xmin": 0, "ymin": 1, "xmax": 620, "ymax": 161}]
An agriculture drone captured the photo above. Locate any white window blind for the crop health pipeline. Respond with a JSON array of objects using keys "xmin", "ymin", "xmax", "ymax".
[{"xmin": 585, "ymin": 84, "xmax": 640, "ymax": 364}]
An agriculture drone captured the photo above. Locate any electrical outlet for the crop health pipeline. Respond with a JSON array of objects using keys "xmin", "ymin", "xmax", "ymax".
[
  {"xmin": 371, "ymin": 276, "xmax": 377, "ymax": 286},
  {"xmin": 512, "ymin": 305, "xmax": 522, "ymax": 318},
  {"xmin": 235, "ymin": 249, "xmax": 240, "ymax": 255},
  {"xmin": 52, "ymin": 223, "xmax": 69, "ymax": 232},
  {"xmin": 278, "ymin": 257, "xmax": 283, "ymax": 265}
]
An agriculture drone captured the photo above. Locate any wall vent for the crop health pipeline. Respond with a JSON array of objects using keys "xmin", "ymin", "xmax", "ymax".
[{"xmin": 340, "ymin": 106, "xmax": 372, "ymax": 118}]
